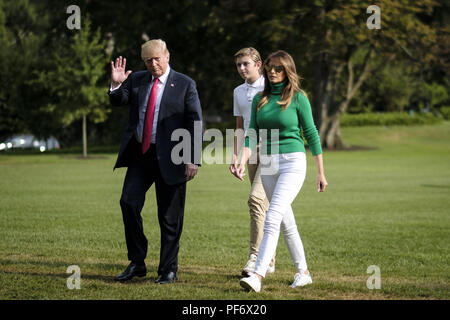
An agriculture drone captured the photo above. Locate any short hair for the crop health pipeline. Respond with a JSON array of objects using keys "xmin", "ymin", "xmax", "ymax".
[
  {"xmin": 234, "ymin": 47, "xmax": 262, "ymax": 64},
  {"xmin": 234, "ymin": 47, "xmax": 262, "ymax": 75},
  {"xmin": 141, "ymin": 39, "xmax": 169, "ymax": 60}
]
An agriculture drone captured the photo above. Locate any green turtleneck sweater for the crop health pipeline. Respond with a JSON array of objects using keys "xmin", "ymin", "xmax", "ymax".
[{"xmin": 245, "ymin": 81, "xmax": 322, "ymax": 156}]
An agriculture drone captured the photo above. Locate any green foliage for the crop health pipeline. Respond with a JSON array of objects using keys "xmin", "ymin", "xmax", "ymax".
[
  {"xmin": 42, "ymin": 16, "xmax": 110, "ymax": 126},
  {"xmin": 440, "ymin": 106, "xmax": 450, "ymax": 120},
  {"xmin": 340, "ymin": 112, "xmax": 443, "ymax": 127},
  {"xmin": 348, "ymin": 61, "xmax": 421, "ymax": 113},
  {"xmin": 0, "ymin": 0, "xmax": 448, "ymax": 147},
  {"xmin": 423, "ymin": 82, "xmax": 450, "ymax": 110},
  {"xmin": 0, "ymin": 0, "xmax": 51, "ymax": 139}
]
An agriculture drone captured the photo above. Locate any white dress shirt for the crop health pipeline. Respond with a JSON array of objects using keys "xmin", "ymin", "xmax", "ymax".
[{"xmin": 110, "ymin": 65, "xmax": 171, "ymax": 144}]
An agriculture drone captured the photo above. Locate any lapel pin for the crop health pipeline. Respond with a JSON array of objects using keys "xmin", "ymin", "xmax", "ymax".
[{"xmin": 170, "ymin": 83, "xmax": 174, "ymax": 87}]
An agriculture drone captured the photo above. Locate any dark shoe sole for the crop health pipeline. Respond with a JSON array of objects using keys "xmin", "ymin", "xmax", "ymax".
[
  {"xmin": 155, "ymin": 277, "xmax": 178, "ymax": 284},
  {"xmin": 115, "ymin": 272, "xmax": 146, "ymax": 282}
]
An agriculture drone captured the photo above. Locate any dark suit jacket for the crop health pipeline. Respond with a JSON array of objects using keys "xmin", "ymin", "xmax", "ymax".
[{"xmin": 109, "ymin": 68, "xmax": 203, "ymax": 185}]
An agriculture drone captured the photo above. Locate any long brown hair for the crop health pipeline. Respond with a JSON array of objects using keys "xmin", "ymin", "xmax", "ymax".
[{"xmin": 256, "ymin": 50, "xmax": 306, "ymax": 111}]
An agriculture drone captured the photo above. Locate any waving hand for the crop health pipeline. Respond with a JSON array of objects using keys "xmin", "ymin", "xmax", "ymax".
[{"xmin": 111, "ymin": 56, "xmax": 132, "ymax": 89}]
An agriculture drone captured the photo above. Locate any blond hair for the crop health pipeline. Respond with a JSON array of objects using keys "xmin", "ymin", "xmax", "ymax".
[
  {"xmin": 141, "ymin": 39, "xmax": 169, "ymax": 60},
  {"xmin": 234, "ymin": 47, "xmax": 262, "ymax": 74},
  {"xmin": 257, "ymin": 50, "xmax": 306, "ymax": 112}
]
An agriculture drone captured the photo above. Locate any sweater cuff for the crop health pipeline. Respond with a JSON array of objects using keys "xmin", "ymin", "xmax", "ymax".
[{"xmin": 310, "ymin": 144, "xmax": 322, "ymax": 156}]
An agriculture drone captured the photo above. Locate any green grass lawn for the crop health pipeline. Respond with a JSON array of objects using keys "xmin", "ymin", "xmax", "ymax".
[{"xmin": 0, "ymin": 123, "xmax": 449, "ymax": 300}]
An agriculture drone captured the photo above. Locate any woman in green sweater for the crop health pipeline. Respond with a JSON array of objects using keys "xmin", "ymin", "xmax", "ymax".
[{"xmin": 233, "ymin": 50, "xmax": 328, "ymax": 292}]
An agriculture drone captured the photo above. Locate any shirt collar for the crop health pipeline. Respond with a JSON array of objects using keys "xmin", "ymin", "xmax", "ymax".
[
  {"xmin": 152, "ymin": 65, "xmax": 171, "ymax": 84},
  {"xmin": 245, "ymin": 75, "xmax": 264, "ymax": 88}
]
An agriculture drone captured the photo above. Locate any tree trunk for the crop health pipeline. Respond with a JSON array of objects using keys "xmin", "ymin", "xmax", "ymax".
[
  {"xmin": 313, "ymin": 51, "xmax": 347, "ymax": 149},
  {"xmin": 313, "ymin": 48, "xmax": 373, "ymax": 149},
  {"xmin": 320, "ymin": 112, "xmax": 347, "ymax": 149},
  {"xmin": 311, "ymin": 12, "xmax": 328, "ymax": 130},
  {"xmin": 82, "ymin": 114, "xmax": 87, "ymax": 158},
  {"xmin": 310, "ymin": 18, "xmax": 348, "ymax": 150}
]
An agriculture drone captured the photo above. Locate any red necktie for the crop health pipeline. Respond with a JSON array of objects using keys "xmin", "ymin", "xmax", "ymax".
[{"xmin": 142, "ymin": 78, "xmax": 159, "ymax": 154}]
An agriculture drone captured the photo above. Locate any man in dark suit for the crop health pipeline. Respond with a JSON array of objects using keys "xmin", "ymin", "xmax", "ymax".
[{"xmin": 109, "ymin": 39, "xmax": 202, "ymax": 284}]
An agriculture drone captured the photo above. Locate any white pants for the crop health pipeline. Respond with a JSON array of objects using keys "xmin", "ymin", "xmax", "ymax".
[{"xmin": 254, "ymin": 152, "xmax": 308, "ymax": 278}]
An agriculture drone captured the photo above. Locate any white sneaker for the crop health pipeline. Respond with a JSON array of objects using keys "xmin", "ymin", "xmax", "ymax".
[
  {"xmin": 240, "ymin": 273, "xmax": 261, "ymax": 292},
  {"xmin": 290, "ymin": 271, "xmax": 312, "ymax": 288},
  {"xmin": 242, "ymin": 254, "xmax": 257, "ymax": 277}
]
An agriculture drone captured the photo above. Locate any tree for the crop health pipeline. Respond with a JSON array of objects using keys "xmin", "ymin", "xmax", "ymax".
[
  {"xmin": 41, "ymin": 16, "xmax": 110, "ymax": 157},
  {"xmin": 2, "ymin": 0, "xmax": 447, "ymax": 149},
  {"xmin": 300, "ymin": 0, "xmax": 437, "ymax": 148},
  {"xmin": 347, "ymin": 61, "xmax": 421, "ymax": 113},
  {"xmin": 0, "ymin": 0, "xmax": 52, "ymax": 140}
]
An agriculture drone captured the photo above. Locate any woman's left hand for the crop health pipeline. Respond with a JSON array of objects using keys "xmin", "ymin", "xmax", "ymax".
[
  {"xmin": 316, "ymin": 174, "xmax": 328, "ymax": 192},
  {"xmin": 234, "ymin": 163, "xmax": 246, "ymax": 181}
]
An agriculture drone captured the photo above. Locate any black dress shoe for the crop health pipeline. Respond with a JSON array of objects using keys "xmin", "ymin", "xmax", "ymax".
[
  {"xmin": 115, "ymin": 262, "xmax": 147, "ymax": 282},
  {"xmin": 154, "ymin": 271, "xmax": 178, "ymax": 284}
]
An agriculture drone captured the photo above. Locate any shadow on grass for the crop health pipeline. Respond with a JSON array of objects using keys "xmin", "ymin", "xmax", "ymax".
[
  {"xmin": 0, "ymin": 258, "xmax": 141, "ymax": 284},
  {"xmin": 323, "ymin": 145, "xmax": 378, "ymax": 152},
  {"xmin": 0, "ymin": 264, "xmax": 246, "ymax": 291},
  {"xmin": 224, "ymin": 274, "xmax": 243, "ymax": 281},
  {"xmin": 0, "ymin": 269, "xmax": 117, "ymax": 283},
  {"xmin": 0, "ymin": 258, "xmax": 235, "ymax": 286},
  {"xmin": 421, "ymin": 184, "xmax": 450, "ymax": 189},
  {"xmin": 0, "ymin": 145, "xmax": 120, "ymax": 156},
  {"xmin": 59, "ymin": 155, "xmax": 109, "ymax": 160}
]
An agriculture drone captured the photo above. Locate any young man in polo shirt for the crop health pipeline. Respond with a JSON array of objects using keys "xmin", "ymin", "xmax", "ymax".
[{"xmin": 230, "ymin": 47, "xmax": 275, "ymax": 276}]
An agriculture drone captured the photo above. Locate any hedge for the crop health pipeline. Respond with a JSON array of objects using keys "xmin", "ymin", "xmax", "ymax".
[{"xmin": 340, "ymin": 112, "xmax": 443, "ymax": 127}]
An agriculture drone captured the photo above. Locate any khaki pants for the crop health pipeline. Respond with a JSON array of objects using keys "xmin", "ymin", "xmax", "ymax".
[{"xmin": 247, "ymin": 161, "xmax": 271, "ymax": 260}]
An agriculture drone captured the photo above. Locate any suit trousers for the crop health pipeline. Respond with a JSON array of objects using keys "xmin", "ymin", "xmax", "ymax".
[
  {"xmin": 119, "ymin": 139, "xmax": 186, "ymax": 275},
  {"xmin": 254, "ymin": 152, "xmax": 308, "ymax": 278}
]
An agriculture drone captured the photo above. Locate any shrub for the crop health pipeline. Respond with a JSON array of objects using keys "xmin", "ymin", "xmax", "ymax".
[
  {"xmin": 440, "ymin": 106, "xmax": 450, "ymax": 120},
  {"xmin": 340, "ymin": 112, "xmax": 443, "ymax": 127}
]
